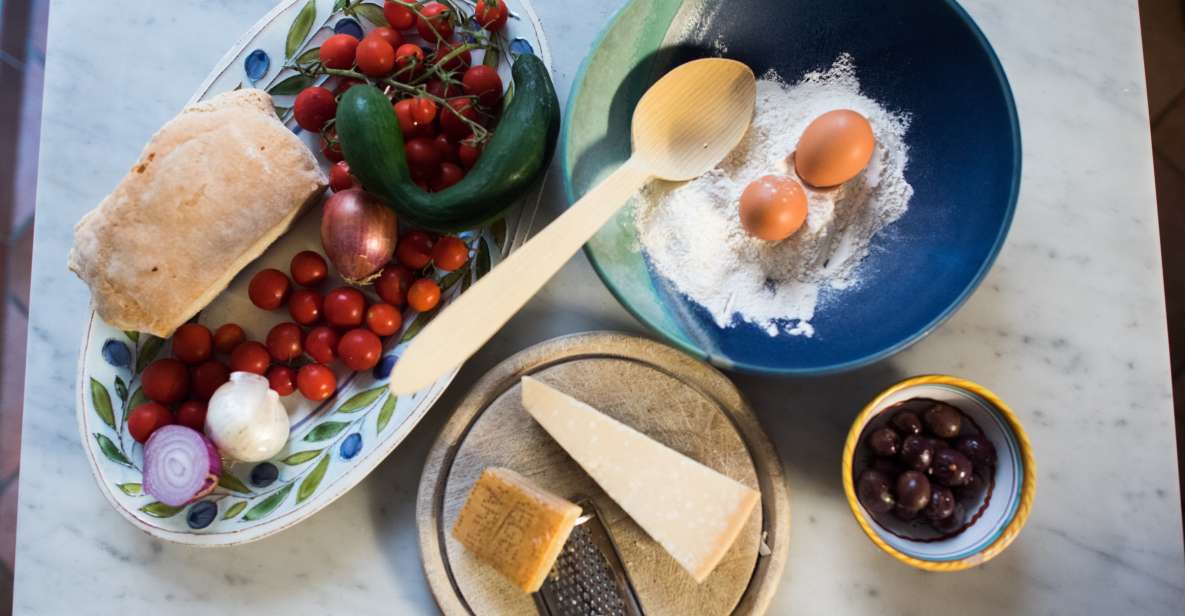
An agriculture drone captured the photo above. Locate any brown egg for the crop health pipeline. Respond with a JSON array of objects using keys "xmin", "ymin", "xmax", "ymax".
[
  {"xmin": 738, "ymin": 175, "xmax": 808, "ymax": 241},
  {"xmin": 794, "ymin": 109, "xmax": 876, "ymax": 188}
]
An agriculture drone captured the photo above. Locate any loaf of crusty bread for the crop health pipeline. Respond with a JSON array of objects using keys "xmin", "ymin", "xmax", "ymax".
[{"xmin": 69, "ymin": 89, "xmax": 327, "ymax": 337}]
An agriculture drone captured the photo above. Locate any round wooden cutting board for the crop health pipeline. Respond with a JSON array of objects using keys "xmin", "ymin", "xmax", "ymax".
[{"xmin": 417, "ymin": 332, "xmax": 790, "ymax": 615}]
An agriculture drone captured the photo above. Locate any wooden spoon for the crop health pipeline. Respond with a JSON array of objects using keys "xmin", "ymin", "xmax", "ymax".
[{"xmin": 389, "ymin": 58, "xmax": 757, "ymax": 395}]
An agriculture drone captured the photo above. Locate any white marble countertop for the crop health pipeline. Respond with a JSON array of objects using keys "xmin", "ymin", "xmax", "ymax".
[{"xmin": 13, "ymin": 0, "xmax": 1185, "ymax": 613}]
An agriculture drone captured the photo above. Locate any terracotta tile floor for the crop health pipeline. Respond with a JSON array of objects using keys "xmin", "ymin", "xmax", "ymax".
[{"xmin": 0, "ymin": 0, "xmax": 1182, "ymax": 613}]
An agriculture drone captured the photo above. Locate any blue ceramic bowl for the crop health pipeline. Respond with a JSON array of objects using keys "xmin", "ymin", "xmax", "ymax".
[{"xmin": 560, "ymin": 0, "xmax": 1020, "ymax": 374}]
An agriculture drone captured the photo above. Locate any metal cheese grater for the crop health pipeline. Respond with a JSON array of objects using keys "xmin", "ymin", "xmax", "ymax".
[{"xmin": 534, "ymin": 500, "xmax": 645, "ymax": 616}]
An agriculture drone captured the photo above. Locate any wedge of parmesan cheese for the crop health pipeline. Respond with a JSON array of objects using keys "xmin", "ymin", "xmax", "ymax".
[
  {"xmin": 452, "ymin": 467, "xmax": 582, "ymax": 593},
  {"xmin": 520, "ymin": 376, "xmax": 760, "ymax": 583}
]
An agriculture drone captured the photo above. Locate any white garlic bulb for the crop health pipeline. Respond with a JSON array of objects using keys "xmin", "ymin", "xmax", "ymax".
[{"xmin": 205, "ymin": 372, "xmax": 290, "ymax": 462}]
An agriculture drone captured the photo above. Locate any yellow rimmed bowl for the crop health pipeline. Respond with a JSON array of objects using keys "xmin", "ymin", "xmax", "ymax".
[{"xmin": 842, "ymin": 375, "xmax": 1036, "ymax": 571}]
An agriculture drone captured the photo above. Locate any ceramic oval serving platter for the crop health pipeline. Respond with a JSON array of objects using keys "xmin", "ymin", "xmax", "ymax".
[{"xmin": 76, "ymin": 0, "xmax": 551, "ymax": 546}]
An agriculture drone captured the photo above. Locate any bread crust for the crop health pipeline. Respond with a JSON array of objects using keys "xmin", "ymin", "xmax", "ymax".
[{"xmin": 69, "ymin": 89, "xmax": 327, "ymax": 337}]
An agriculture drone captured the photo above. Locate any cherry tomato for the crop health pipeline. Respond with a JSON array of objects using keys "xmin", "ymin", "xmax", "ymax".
[
  {"xmin": 432, "ymin": 236, "xmax": 469, "ymax": 271},
  {"xmin": 357, "ymin": 36, "xmax": 396, "ymax": 76},
  {"xmin": 172, "ymin": 323, "xmax": 213, "ymax": 365},
  {"xmin": 440, "ymin": 98, "xmax": 477, "ymax": 140},
  {"xmin": 416, "ymin": 2, "xmax": 454, "ymax": 41},
  {"xmin": 393, "ymin": 98, "xmax": 418, "ymax": 136},
  {"xmin": 376, "ymin": 264, "xmax": 414, "ymax": 307},
  {"xmin": 323, "ymin": 286, "xmax": 367, "ymax": 328},
  {"xmin": 213, "ymin": 323, "xmax": 246, "ymax": 354},
  {"xmin": 329, "ymin": 160, "xmax": 359, "ymax": 192},
  {"xmin": 293, "ymin": 86, "xmax": 337, "ymax": 132},
  {"xmin": 230, "ymin": 341, "xmax": 271, "ymax": 375},
  {"xmin": 462, "ymin": 65, "xmax": 503, "ymax": 107},
  {"xmin": 175, "ymin": 400, "xmax": 208, "ymax": 432},
  {"xmin": 129, "ymin": 402, "xmax": 174, "ymax": 443},
  {"xmin": 297, "ymin": 363, "xmax": 337, "ymax": 402},
  {"xmin": 142, "ymin": 358, "xmax": 189, "ymax": 404},
  {"xmin": 290, "ymin": 250, "xmax": 329, "ymax": 287},
  {"xmin": 304, "ymin": 326, "xmax": 340, "ymax": 364},
  {"xmin": 334, "ymin": 78, "xmax": 364, "ymax": 96},
  {"xmin": 266, "ymin": 323, "xmax": 304, "ymax": 362},
  {"xmin": 190, "ymin": 360, "xmax": 230, "ymax": 401},
  {"xmin": 433, "ymin": 134, "xmax": 459, "ymax": 163},
  {"xmin": 473, "ymin": 0, "xmax": 509, "ymax": 31},
  {"xmin": 320, "ymin": 33, "xmax": 360, "ymax": 69},
  {"xmin": 408, "ymin": 278, "xmax": 442, "ymax": 312},
  {"xmin": 457, "ymin": 135, "xmax": 483, "ymax": 169},
  {"xmin": 368, "ymin": 26, "xmax": 402, "ymax": 49},
  {"xmin": 394, "ymin": 43, "xmax": 424, "ymax": 73},
  {"xmin": 431, "ymin": 162, "xmax": 465, "ymax": 192},
  {"xmin": 366, "ymin": 303, "xmax": 403, "ymax": 336},
  {"xmin": 267, "ymin": 365, "xmax": 297, "ymax": 397},
  {"xmin": 249, "ymin": 269, "xmax": 291, "ymax": 310},
  {"xmin": 288, "ymin": 289, "xmax": 324, "ymax": 326},
  {"xmin": 321, "ymin": 127, "xmax": 345, "ymax": 162},
  {"xmin": 433, "ymin": 40, "xmax": 471, "ymax": 72},
  {"xmin": 426, "ymin": 79, "xmax": 462, "ymax": 99},
  {"xmin": 405, "ymin": 137, "xmax": 442, "ymax": 172},
  {"xmin": 396, "ymin": 231, "xmax": 434, "ymax": 269},
  {"xmin": 383, "ymin": 0, "xmax": 416, "ymax": 30},
  {"xmin": 338, "ymin": 329, "xmax": 383, "ymax": 371},
  {"xmin": 413, "ymin": 97, "xmax": 438, "ymax": 124}
]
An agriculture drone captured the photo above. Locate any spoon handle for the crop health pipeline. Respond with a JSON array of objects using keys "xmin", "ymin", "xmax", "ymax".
[{"xmin": 388, "ymin": 158, "xmax": 652, "ymax": 395}]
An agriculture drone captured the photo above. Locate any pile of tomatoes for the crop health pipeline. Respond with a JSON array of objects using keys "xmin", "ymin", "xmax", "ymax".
[{"xmin": 294, "ymin": 0, "xmax": 510, "ymax": 192}]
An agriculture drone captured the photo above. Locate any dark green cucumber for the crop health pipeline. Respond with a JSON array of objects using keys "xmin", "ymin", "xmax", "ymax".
[{"xmin": 336, "ymin": 53, "xmax": 560, "ymax": 232}]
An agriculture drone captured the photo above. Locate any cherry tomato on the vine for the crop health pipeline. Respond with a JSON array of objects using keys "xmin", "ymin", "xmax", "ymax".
[
  {"xmin": 413, "ymin": 97, "xmax": 438, "ymax": 124},
  {"xmin": 321, "ymin": 128, "xmax": 345, "ymax": 162},
  {"xmin": 416, "ymin": 2, "xmax": 454, "ymax": 42},
  {"xmin": 323, "ymin": 287, "xmax": 367, "ymax": 329},
  {"xmin": 290, "ymin": 250, "xmax": 328, "ymax": 287},
  {"xmin": 338, "ymin": 328, "xmax": 383, "ymax": 371},
  {"xmin": 334, "ymin": 78, "xmax": 364, "ymax": 97},
  {"xmin": 229, "ymin": 341, "xmax": 271, "ymax": 375},
  {"xmin": 433, "ymin": 40, "xmax": 471, "ymax": 72},
  {"xmin": 129, "ymin": 402, "xmax": 174, "ymax": 443},
  {"xmin": 462, "ymin": 64, "xmax": 503, "ymax": 107},
  {"xmin": 329, "ymin": 160, "xmax": 359, "ymax": 192},
  {"xmin": 213, "ymin": 323, "xmax": 246, "ymax": 355},
  {"xmin": 172, "ymin": 323, "xmax": 213, "ymax": 365},
  {"xmin": 297, "ymin": 363, "xmax": 337, "ymax": 402},
  {"xmin": 431, "ymin": 162, "xmax": 465, "ymax": 192},
  {"xmin": 394, "ymin": 43, "xmax": 425, "ymax": 74},
  {"xmin": 473, "ymin": 0, "xmax": 509, "ymax": 31},
  {"xmin": 175, "ymin": 400, "xmax": 208, "ymax": 432},
  {"xmin": 440, "ymin": 98, "xmax": 477, "ymax": 140},
  {"xmin": 288, "ymin": 288, "xmax": 323, "ymax": 326},
  {"xmin": 396, "ymin": 231, "xmax": 434, "ymax": 269},
  {"xmin": 366, "ymin": 303, "xmax": 403, "ymax": 337},
  {"xmin": 267, "ymin": 365, "xmax": 297, "ymax": 397},
  {"xmin": 375, "ymin": 264, "xmax": 414, "ymax": 307},
  {"xmin": 320, "ymin": 34, "xmax": 360, "ymax": 69},
  {"xmin": 357, "ymin": 36, "xmax": 396, "ymax": 77},
  {"xmin": 408, "ymin": 278, "xmax": 442, "ymax": 312},
  {"xmin": 383, "ymin": 0, "xmax": 416, "ymax": 30},
  {"xmin": 293, "ymin": 86, "xmax": 337, "ymax": 132},
  {"xmin": 433, "ymin": 134, "xmax": 459, "ymax": 164},
  {"xmin": 406, "ymin": 137, "xmax": 442, "ymax": 173},
  {"xmin": 368, "ymin": 26, "xmax": 402, "ymax": 49},
  {"xmin": 304, "ymin": 326, "xmax": 340, "ymax": 364},
  {"xmin": 426, "ymin": 79, "xmax": 462, "ymax": 99},
  {"xmin": 248, "ymin": 268, "xmax": 291, "ymax": 310},
  {"xmin": 432, "ymin": 236, "xmax": 470, "ymax": 271},
  {"xmin": 457, "ymin": 135, "xmax": 483, "ymax": 169},
  {"xmin": 142, "ymin": 358, "xmax": 190, "ymax": 404},
  {"xmin": 190, "ymin": 360, "xmax": 230, "ymax": 401},
  {"xmin": 266, "ymin": 322, "xmax": 304, "ymax": 362}
]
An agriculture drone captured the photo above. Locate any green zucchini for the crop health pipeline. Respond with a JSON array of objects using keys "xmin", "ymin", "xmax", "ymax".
[{"xmin": 335, "ymin": 53, "xmax": 560, "ymax": 232}]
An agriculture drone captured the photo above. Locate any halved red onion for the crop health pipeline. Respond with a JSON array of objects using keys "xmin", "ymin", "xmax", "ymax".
[{"xmin": 143, "ymin": 425, "xmax": 221, "ymax": 507}]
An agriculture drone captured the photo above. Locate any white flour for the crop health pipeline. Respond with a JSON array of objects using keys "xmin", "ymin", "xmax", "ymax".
[{"xmin": 634, "ymin": 55, "xmax": 913, "ymax": 337}]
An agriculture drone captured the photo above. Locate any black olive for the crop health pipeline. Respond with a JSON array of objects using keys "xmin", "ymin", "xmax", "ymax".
[
  {"xmin": 890, "ymin": 411, "xmax": 923, "ymax": 436},
  {"xmin": 954, "ymin": 434, "xmax": 997, "ymax": 468},
  {"xmin": 923, "ymin": 403, "xmax": 963, "ymax": 438},
  {"xmin": 933, "ymin": 503, "xmax": 967, "ymax": 534},
  {"xmin": 924, "ymin": 486, "xmax": 956, "ymax": 521},
  {"xmin": 954, "ymin": 470, "xmax": 987, "ymax": 502},
  {"xmin": 931, "ymin": 448, "xmax": 974, "ymax": 487},
  {"xmin": 895, "ymin": 470, "xmax": 931, "ymax": 513},
  {"xmin": 870, "ymin": 456, "xmax": 903, "ymax": 476},
  {"xmin": 866, "ymin": 427, "xmax": 901, "ymax": 457},
  {"xmin": 856, "ymin": 469, "xmax": 895, "ymax": 514},
  {"xmin": 900, "ymin": 434, "xmax": 935, "ymax": 471}
]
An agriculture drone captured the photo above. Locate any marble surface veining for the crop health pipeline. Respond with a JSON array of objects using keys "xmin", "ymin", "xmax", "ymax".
[{"xmin": 13, "ymin": 0, "xmax": 1185, "ymax": 614}]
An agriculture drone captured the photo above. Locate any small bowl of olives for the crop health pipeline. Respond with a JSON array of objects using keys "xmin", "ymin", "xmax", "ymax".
[{"xmin": 842, "ymin": 375, "xmax": 1036, "ymax": 571}]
